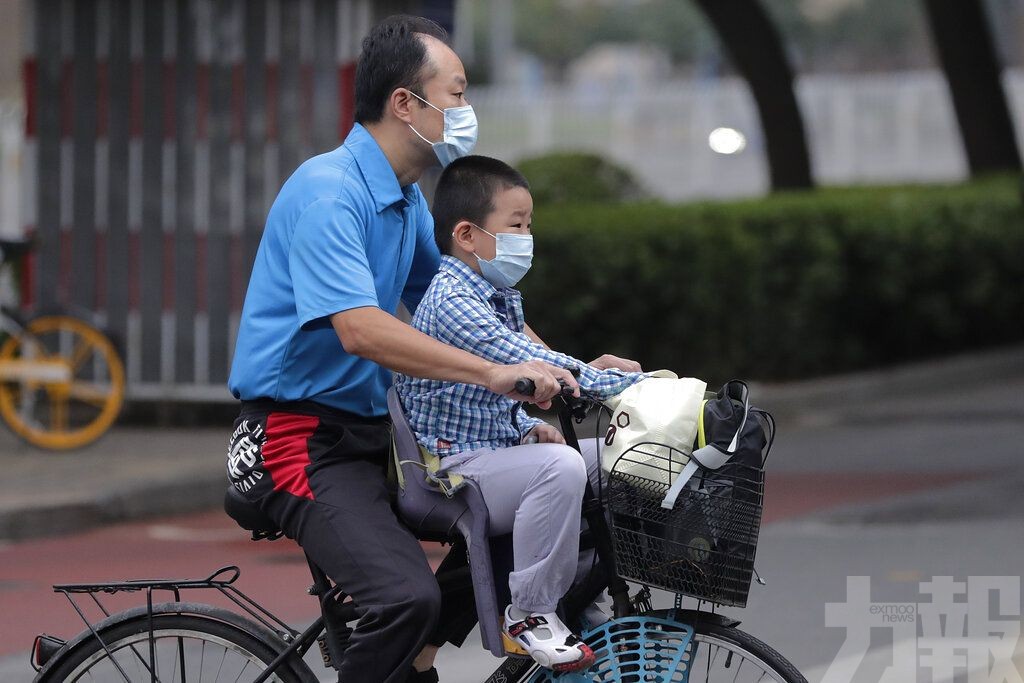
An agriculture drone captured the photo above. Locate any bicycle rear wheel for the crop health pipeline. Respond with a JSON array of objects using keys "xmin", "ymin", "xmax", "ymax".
[
  {"xmin": 38, "ymin": 613, "xmax": 309, "ymax": 683},
  {"xmin": 525, "ymin": 611, "xmax": 807, "ymax": 683},
  {"xmin": 0, "ymin": 314, "xmax": 125, "ymax": 449}
]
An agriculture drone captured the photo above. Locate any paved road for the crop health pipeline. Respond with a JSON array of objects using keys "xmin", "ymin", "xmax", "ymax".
[{"xmin": 2, "ymin": 347, "xmax": 1022, "ymax": 681}]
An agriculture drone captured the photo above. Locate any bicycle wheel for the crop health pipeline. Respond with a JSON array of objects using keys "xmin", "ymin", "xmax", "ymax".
[
  {"xmin": 39, "ymin": 613, "xmax": 309, "ymax": 683},
  {"xmin": 0, "ymin": 314, "xmax": 125, "ymax": 450},
  {"xmin": 526, "ymin": 611, "xmax": 807, "ymax": 683}
]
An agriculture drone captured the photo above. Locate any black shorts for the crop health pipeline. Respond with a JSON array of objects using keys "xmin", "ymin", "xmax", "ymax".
[{"xmin": 227, "ymin": 399, "xmax": 391, "ymax": 503}]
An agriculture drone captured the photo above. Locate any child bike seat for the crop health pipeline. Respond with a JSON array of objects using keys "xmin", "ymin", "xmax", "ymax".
[{"xmin": 387, "ymin": 387, "xmax": 505, "ymax": 657}]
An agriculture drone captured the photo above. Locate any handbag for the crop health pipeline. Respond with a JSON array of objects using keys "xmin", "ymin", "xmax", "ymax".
[{"xmin": 600, "ymin": 370, "xmax": 707, "ymax": 485}]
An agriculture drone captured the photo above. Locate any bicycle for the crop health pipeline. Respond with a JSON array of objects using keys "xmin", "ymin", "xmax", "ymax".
[
  {"xmin": 0, "ymin": 239, "xmax": 125, "ymax": 450},
  {"xmin": 30, "ymin": 382, "xmax": 807, "ymax": 682}
]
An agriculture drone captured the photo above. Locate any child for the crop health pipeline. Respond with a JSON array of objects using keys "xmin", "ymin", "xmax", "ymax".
[{"xmin": 394, "ymin": 155, "xmax": 645, "ymax": 673}]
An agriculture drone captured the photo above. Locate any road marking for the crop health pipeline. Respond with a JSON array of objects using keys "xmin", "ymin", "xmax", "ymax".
[{"xmin": 146, "ymin": 524, "xmax": 243, "ymax": 542}]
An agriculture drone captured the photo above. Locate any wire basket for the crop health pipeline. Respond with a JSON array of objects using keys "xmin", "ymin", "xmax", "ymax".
[{"xmin": 605, "ymin": 442, "xmax": 764, "ymax": 607}]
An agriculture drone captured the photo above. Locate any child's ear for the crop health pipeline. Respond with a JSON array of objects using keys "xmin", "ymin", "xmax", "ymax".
[{"xmin": 452, "ymin": 221, "xmax": 476, "ymax": 253}]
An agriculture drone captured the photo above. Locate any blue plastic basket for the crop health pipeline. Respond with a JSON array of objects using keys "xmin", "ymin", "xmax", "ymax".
[{"xmin": 528, "ymin": 614, "xmax": 696, "ymax": 682}]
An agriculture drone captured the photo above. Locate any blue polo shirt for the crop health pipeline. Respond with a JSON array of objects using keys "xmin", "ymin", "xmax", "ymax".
[{"xmin": 228, "ymin": 123, "xmax": 441, "ymax": 417}]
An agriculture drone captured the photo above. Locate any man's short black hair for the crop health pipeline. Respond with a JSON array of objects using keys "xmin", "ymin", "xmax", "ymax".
[
  {"xmin": 355, "ymin": 15, "xmax": 449, "ymax": 124},
  {"xmin": 432, "ymin": 156, "xmax": 531, "ymax": 255}
]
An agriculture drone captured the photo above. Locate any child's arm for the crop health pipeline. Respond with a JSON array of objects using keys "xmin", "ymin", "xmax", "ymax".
[{"xmin": 435, "ymin": 292, "xmax": 642, "ymax": 401}]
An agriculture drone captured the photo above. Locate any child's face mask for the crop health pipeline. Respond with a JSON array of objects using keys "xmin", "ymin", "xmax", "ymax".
[{"xmin": 471, "ymin": 225, "xmax": 533, "ymax": 289}]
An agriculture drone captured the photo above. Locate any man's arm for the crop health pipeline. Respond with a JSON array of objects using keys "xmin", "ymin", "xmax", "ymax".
[{"xmin": 331, "ymin": 307, "xmax": 575, "ymax": 405}]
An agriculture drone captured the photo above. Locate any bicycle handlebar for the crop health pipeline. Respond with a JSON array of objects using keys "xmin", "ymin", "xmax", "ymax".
[
  {"xmin": 513, "ymin": 365, "xmax": 582, "ymax": 398},
  {"xmin": 514, "ymin": 378, "xmax": 536, "ymax": 396}
]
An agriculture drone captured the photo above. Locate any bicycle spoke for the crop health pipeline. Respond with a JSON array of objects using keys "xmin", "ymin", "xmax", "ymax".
[
  {"xmin": 231, "ymin": 658, "xmax": 251, "ymax": 683},
  {"xmin": 215, "ymin": 648, "xmax": 227, "ymax": 682},
  {"xmin": 67, "ymin": 382, "xmax": 113, "ymax": 406},
  {"xmin": 52, "ymin": 396, "xmax": 68, "ymax": 433},
  {"xmin": 178, "ymin": 636, "xmax": 188, "ymax": 683},
  {"xmin": 69, "ymin": 340, "xmax": 94, "ymax": 373}
]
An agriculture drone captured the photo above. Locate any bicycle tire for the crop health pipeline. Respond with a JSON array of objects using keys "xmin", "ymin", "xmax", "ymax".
[
  {"xmin": 37, "ymin": 613, "xmax": 310, "ymax": 683},
  {"xmin": 0, "ymin": 314, "xmax": 125, "ymax": 450},
  {"xmin": 686, "ymin": 621, "xmax": 808, "ymax": 683},
  {"xmin": 524, "ymin": 612, "xmax": 807, "ymax": 683}
]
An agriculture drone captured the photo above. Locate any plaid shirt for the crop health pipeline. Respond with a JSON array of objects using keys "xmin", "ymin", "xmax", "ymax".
[{"xmin": 394, "ymin": 256, "xmax": 643, "ymax": 457}]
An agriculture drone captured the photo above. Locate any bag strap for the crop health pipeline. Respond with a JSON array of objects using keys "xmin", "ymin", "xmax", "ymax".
[
  {"xmin": 660, "ymin": 380, "xmax": 750, "ymax": 510},
  {"xmin": 660, "ymin": 459, "xmax": 701, "ymax": 509}
]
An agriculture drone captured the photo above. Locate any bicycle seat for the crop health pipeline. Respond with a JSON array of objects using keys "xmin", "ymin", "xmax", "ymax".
[
  {"xmin": 387, "ymin": 387, "xmax": 505, "ymax": 657},
  {"xmin": 223, "ymin": 486, "xmax": 284, "ymax": 541}
]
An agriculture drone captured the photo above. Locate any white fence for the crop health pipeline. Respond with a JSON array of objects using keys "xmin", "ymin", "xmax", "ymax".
[
  {"xmin": 0, "ymin": 100, "xmax": 22, "ymax": 239},
  {"xmin": 469, "ymin": 68, "xmax": 1024, "ymax": 201},
  {"xmin": 4, "ymin": 70, "xmax": 1023, "ymax": 226}
]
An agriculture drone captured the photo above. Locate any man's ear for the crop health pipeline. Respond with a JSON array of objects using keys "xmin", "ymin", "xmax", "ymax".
[
  {"xmin": 451, "ymin": 221, "xmax": 476, "ymax": 253},
  {"xmin": 389, "ymin": 87, "xmax": 417, "ymax": 124}
]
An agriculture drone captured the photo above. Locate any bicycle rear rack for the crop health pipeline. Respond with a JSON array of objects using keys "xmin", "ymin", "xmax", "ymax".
[
  {"xmin": 53, "ymin": 565, "xmax": 300, "ymax": 643},
  {"xmin": 39, "ymin": 566, "xmax": 303, "ymax": 680}
]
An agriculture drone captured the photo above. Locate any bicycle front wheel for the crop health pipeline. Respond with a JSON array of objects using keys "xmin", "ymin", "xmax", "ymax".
[
  {"xmin": 0, "ymin": 314, "xmax": 125, "ymax": 449},
  {"xmin": 526, "ymin": 611, "xmax": 807, "ymax": 683},
  {"xmin": 38, "ymin": 613, "xmax": 310, "ymax": 683}
]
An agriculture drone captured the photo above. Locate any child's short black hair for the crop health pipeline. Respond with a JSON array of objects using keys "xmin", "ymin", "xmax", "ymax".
[{"xmin": 432, "ymin": 155, "xmax": 530, "ymax": 255}]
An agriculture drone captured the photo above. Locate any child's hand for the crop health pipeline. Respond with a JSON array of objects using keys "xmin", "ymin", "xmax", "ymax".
[
  {"xmin": 589, "ymin": 354, "xmax": 642, "ymax": 373},
  {"xmin": 523, "ymin": 424, "xmax": 566, "ymax": 445}
]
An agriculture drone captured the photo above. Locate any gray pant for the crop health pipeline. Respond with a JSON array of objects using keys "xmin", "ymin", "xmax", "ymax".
[{"xmin": 438, "ymin": 438, "xmax": 602, "ymax": 613}]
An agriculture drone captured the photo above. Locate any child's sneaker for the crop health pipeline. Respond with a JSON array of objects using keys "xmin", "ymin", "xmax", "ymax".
[{"xmin": 502, "ymin": 605, "xmax": 596, "ymax": 673}]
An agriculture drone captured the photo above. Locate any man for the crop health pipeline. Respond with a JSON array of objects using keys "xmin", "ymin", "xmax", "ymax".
[{"xmin": 226, "ymin": 15, "xmax": 576, "ymax": 683}]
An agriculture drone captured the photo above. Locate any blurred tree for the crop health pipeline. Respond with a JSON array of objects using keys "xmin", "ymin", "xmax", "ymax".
[
  {"xmin": 693, "ymin": 0, "xmax": 813, "ymax": 190},
  {"xmin": 923, "ymin": 0, "xmax": 1023, "ymax": 174},
  {"xmin": 764, "ymin": 0, "xmax": 935, "ymax": 72}
]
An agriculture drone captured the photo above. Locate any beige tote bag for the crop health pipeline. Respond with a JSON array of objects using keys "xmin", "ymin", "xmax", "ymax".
[{"xmin": 601, "ymin": 371, "xmax": 707, "ymax": 486}]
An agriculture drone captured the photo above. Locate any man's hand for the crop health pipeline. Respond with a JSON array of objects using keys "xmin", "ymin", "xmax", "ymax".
[
  {"xmin": 590, "ymin": 354, "xmax": 642, "ymax": 373},
  {"xmin": 522, "ymin": 423, "xmax": 565, "ymax": 445},
  {"xmin": 486, "ymin": 360, "xmax": 580, "ymax": 409}
]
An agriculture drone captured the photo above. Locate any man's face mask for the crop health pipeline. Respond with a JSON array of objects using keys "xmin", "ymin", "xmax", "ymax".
[
  {"xmin": 407, "ymin": 91, "xmax": 478, "ymax": 167},
  {"xmin": 470, "ymin": 224, "xmax": 533, "ymax": 289}
]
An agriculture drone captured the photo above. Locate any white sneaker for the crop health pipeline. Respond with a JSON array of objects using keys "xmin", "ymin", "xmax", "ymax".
[{"xmin": 502, "ymin": 605, "xmax": 596, "ymax": 673}]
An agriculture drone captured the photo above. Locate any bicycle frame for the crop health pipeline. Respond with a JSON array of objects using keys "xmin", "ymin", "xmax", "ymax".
[{"xmin": 35, "ymin": 394, "xmax": 748, "ymax": 683}]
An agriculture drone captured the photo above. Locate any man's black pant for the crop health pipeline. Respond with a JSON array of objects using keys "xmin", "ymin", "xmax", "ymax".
[{"xmin": 228, "ymin": 400, "xmax": 443, "ymax": 683}]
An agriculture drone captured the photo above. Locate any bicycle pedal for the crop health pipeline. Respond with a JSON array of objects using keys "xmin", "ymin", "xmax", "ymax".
[{"xmin": 630, "ymin": 586, "xmax": 653, "ymax": 613}]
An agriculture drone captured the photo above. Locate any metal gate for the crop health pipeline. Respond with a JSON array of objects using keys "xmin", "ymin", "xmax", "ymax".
[{"xmin": 22, "ymin": 0, "xmax": 453, "ymax": 401}]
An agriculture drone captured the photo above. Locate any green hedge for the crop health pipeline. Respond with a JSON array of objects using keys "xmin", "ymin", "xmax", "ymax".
[
  {"xmin": 517, "ymin": 152, "xmax": 646, "ymax": 204},
  {"xmin": 519, "ymin": 176, "xmax": 1024, "ymax": 383}
]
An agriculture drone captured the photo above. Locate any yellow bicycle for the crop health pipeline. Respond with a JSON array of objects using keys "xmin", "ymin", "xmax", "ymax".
[{"xmin": 0, "ymin": 240, "xmax": 125, "ymax": 450}]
